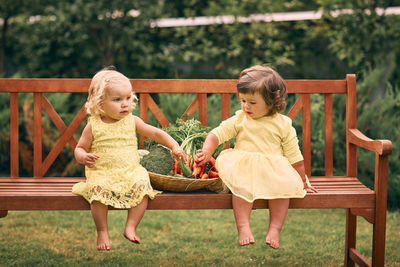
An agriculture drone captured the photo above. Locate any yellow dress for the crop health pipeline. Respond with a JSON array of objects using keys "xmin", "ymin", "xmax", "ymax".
[
  {"xmin": 211, "ymin": 110, "xmax": 307, "ymax": 202},
  {"xmin": 72, "ymin": 114, "xmax": 161, "ymax": 209}
]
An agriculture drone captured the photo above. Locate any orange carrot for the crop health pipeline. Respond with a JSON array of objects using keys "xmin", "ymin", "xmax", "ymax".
[
  {"xmin": 200, "ymin": 173, "xmax": 208, "ymax": 179},
  {"xmin": 208, "ymin": 170, "xmax": 219, "ymax": 178},
  {"xmin": 172, "ymin": 159, "xmax": 179, "ymax": 175},
  {"xmin": 199, "ymin": 164, "xmax": 206, "ymax": 177},
  {"xmin": 192, "ymin": 165, "xmax": 202, "ymax": 177}
]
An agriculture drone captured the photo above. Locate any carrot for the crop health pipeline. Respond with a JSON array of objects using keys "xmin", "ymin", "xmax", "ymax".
[
  {"xmin": 172, "ymin": 159, "xmax": 179, "ymax": 175},
  {"xmin": 199, "ymin": 164, "xmax": 206, "ymax": 177},
  {"xmin": 208, "ymin": 170, "xmax": 219, "ymax": 178},
  {"xmin": 200, "ymin": 173, "xmax": 208, "ymax": 179},
  {"xmin": 192, "ymin": 165, "xmax": 202, "ymax": 177}
]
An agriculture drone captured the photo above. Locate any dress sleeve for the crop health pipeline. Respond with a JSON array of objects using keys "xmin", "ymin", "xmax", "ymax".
[
  {"xmin": 282, "ymin": 119, "xmax": 304, "ymax": 164},
  {"xmin": 210, "ymin": 114, "xmax": 238, "ymax": 145}
]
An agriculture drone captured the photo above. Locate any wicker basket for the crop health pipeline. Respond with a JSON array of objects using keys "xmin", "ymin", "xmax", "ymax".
[{"xmin": 148, "ymin": 172, "xmax": 226, "ymax": 193}]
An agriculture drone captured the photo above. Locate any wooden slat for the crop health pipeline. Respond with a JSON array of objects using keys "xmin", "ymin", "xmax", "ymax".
[
  {"xmin": 221, "ymin": 93, "xmax": 231, "ymax": 149},
  {"xmin": 302, "ymin": 94, "xmax": 311, "ymax": 176},
  {"xmin": 285, "ymin": 79, "xmax": 347, "ymax": 94},
  {"xmin": 33, "ymin": 93, "xmax": 42, "ymax": 177},
  {"xmin": 346, "ymin": 74, "xmax": 357, "ymax": 177},
  {"xmin": 0, "ymin": 79, "xmax": 348, "ymax": 94},
  {"xmin": 0, "ymin": 177, "xmax": 85, "ymax": 182},
  {"xmin": 221, "ymin": 93, "xmax": 230, "ymax": 121},
  {"xmin": 0, "ymin": 183, "xmax": 77, "ymax": 188},
  {"xmin": 325, "ymin": 93, "xmax": 333, "ymax": 176},
  {"xmin": 132, "ymin": 79, "xmax": 237, "ymax": 93},
  {"xmin": 139, "ymin": 93, "xmax": 149, "ymax": 147},
  {"xmin": 314, "ymin": 185, "xmax": 371, "ymax": 189},
  {"xmin": 349, "ymin": 248, "xmax": 371, "ymax": 267},
  {"xmin": 0, "ymin": 189, "xmax": 75, "ymax": 193},
  {"xmin": 0, "ymin": 79, "xmax": 91, "ymax": 93},
  {"xmin": 0, "ymin": 175, "xmax": 375, "ymax": 210},
  {"xmin": 10, "ymin": 93, "xmax": 19, "ymax": 177},
  {"xmin": 309, "ymin": 176, "xmax": 360, "ymax": 182},
  {"xmin": 0, "ymin": 190, "xmax": 375, "ymax": 210},
  {"xmin": 198, "ymin": 93, "xmax": 207, "ymax": 125}
]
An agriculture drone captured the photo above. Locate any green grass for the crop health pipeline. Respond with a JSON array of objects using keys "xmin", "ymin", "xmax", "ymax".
[{"xmin": 0, "ymin": 209, "xmax": 399, "ymax": 266}]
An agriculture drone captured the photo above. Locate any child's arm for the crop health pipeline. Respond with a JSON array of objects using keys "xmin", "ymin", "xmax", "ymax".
[
  {"xmin": 291, "ymin": 160, "xmax": 318, "ymax": 193},
  {"xmin": 74, "ymin": 122, "xmax": 99, "ymax": 168},
  {"xmin": 134, "ymin": 116, "xmax": 186, "ymax": 160},
  {"xmin": 195, "ymin": 132, "xmax": 219, "ymax": 166}
]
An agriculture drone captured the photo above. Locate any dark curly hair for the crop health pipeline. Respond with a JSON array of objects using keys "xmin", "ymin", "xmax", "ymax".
[{"xmin": 237, "ymin": 64, "xmax": 287, "ymax": 116}]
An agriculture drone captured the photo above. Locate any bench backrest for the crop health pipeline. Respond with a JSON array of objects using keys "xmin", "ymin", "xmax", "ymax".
[{"xmin": 0, "ymin": 75, "xmax": 357, "ymax": 179}]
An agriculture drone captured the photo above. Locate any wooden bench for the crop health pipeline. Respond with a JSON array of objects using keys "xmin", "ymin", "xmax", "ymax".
[{"xmin": 0, "ymin": 75, "xmax": 392, "ymax": 266}]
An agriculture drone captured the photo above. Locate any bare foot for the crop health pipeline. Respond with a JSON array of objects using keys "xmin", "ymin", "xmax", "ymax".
[
  {"xmin": 97, "ymin": 230, "xmax": 111, "ymax": 251},
  {"xmin": 265, "ymin": 228, "xmax": 280, "ymax": 249},
  {"xmin": 123, "ymin": 228, "xmax": 141, "ymax": 244},
  {"xmin": 237, "ymin": 226, "xmax": 255, "ymax": 246}
]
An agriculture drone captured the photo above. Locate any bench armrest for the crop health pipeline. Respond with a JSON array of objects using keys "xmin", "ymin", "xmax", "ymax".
[{"xmin": 348, "ymin": 129, "xmax": 392, "ymax": 156}]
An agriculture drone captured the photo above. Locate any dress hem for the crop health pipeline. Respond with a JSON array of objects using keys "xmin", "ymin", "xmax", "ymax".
[
  {"xmin": 74, "ymin": 190, "xmax": 162, "ymax": 209},
  {"xmin": 225, "ymin": 183, "xmax": 306, "ymax": 203}
]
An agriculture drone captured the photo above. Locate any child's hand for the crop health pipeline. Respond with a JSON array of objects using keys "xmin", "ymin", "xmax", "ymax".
[
  {"xmin": 84, "ymin": 153, "xmax": 99, "ymax": 168},
  {"xmin": 304, "ymin": 182, "xmax": 318, "ymax": 193},
  {"xmin": 171, "ymin": 145, "xmax": 186, "ymax": 161},
  {"xmin": 195, "ymin": 149, "xmax": 212, "ymax": 166}
]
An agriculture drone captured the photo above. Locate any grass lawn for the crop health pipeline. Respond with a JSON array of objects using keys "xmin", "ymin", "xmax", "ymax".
[{"xmin": 0, "ymin": 208, "xmax": 399, "ymax": 266}]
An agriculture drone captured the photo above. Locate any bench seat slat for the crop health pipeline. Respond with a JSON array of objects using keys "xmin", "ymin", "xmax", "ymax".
[
  {"xmin": 0, "ymin": 193, "xmax": 375, "ymax": 210},
  {"xmin": 0, "ymin": 189, "xmax": 373, "ymax": 194},
  {"xmin": 0, "ymin": 177, "xmax": 375, "ymax": 210}
]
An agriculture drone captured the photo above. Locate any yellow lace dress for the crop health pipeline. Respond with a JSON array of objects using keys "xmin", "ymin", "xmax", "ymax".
[
  {"xmin": 211, "ymin": 110, "xmax": 308, "ymax": 203},
  {"xmin": 72, "ymin": 114, "xmax": 161, "ymax": 209}
]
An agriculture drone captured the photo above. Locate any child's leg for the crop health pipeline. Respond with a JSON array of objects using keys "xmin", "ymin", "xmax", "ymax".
[
  {"xmin": 265, "ymin": 198, "xmax": 289, "ymax": 249},
  {"xmin": 90, "ymin": 200, "xmax": 110, "ymax": 251},
  {"xmin": 232, "ymin": 195, "xmax": 255, "ymax": 246},
  {"xmin": 124, "ymin": 195, "xmax": 148, "ymax": 244}
]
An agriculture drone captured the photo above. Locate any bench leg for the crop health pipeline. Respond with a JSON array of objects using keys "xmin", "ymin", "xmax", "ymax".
[
  {"xmin": 0, "ymin": 210, "xmax": 8, "ymax": 218},
  {"xmin": 372, "ymin": 205, "xmax": 387, "ymax": 266},
  {"xmin": 344, "ymin": 209, "xmax": 356, "ymax": 267},
  {"xmin": 372, "ymin": 154, "xmax": 388, "ymax": 267},
  {"xmin": 372, "ymin": 220, "xmax": 386, "ymax": 267}
]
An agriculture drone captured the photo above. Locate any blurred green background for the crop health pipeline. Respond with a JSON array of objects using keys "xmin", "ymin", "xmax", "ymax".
[{"xmin": 0, "ymin": 0, "xmax": 399, "ymax": 208}]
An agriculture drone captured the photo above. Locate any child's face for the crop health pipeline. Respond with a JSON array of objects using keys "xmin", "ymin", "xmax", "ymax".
[
  {"xmin": 101, "ymin": 84, "xmax": 133, "ymax": 123},
  {"xmin": 238, "ymin": 92, "xmax": 269, "ymax": 119}
]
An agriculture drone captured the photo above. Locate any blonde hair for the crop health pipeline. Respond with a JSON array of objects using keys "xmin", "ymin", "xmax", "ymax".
[
  {"xmin": 85, "ymin": 67, "xmax": 137, "ymax": 116},
  {"xmin": 237, "ymin": 64, "xmax": 287, "ymax": 116}
]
